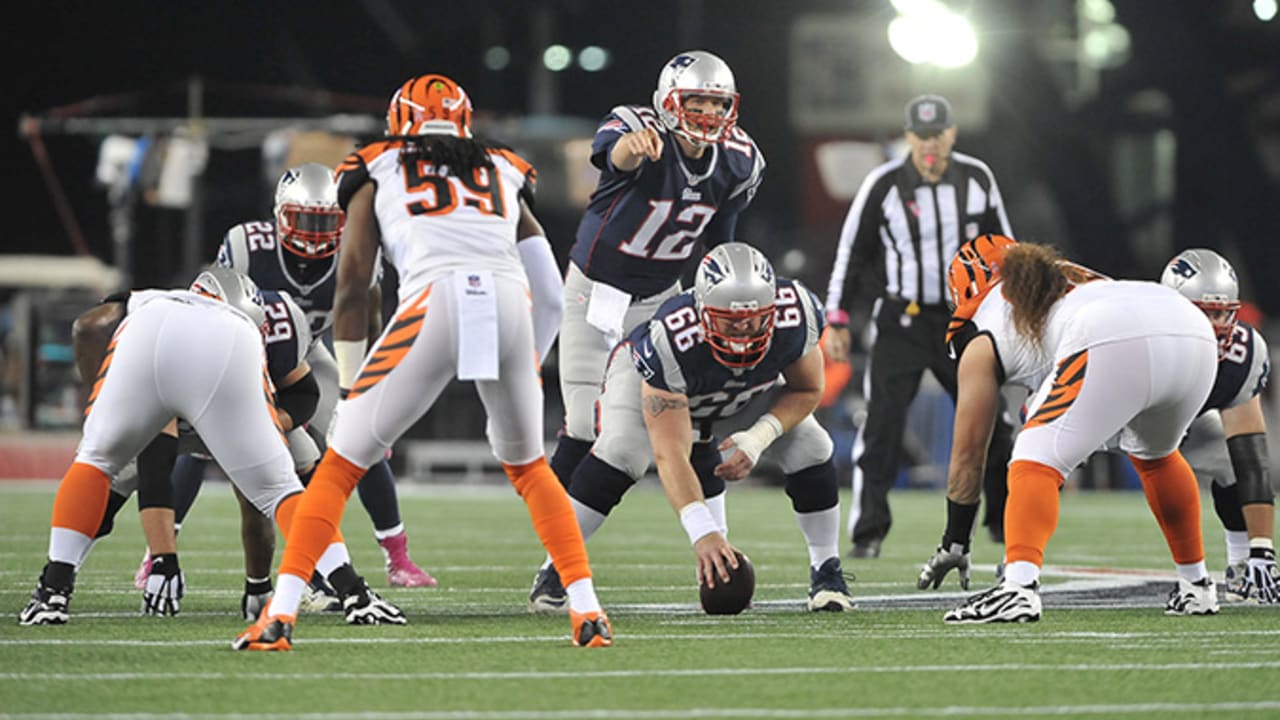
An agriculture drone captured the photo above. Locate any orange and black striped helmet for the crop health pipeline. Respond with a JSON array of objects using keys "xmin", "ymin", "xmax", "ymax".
[
  {"xmin": 386, "ymin": 74, "xmax": 472, "ymax": 138},
  {"xmin": 947, "ymin": 234, "xmax": 1017, "ymax": 317}
]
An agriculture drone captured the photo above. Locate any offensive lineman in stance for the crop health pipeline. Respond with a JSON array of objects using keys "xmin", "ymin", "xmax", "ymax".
[
  {"xmin": 1160, "ymin": 249, "xmax": 1278, "ymax": 603},
  {"xmin": 533, "ymin": 243, "xmax": 855, "ymax": 613},
  {"xmin": 235, "ymin": 74, "xmax": 610, "ymax": 650},
  {"xmin": 536, "ymin": 49, "xmax": 765, "ymax": 606},
  {"xmin": 20, "ymin": 270, "xmax": 401, "ymax": 627}
]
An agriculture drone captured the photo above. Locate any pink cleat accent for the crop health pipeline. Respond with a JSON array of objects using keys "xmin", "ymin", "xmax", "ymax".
[
  {"xmin": 133, "ymin": 551, "xmax": 152, "ymax": 590},
  {"xmin": 378, "ymin": 532, "xmax": 438, "ymax": 588}
]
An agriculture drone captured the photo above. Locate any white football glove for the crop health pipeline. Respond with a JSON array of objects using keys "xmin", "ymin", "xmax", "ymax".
[
  {"xmin": 141, "ymin": 556, "xmax": 185, "ymax": 616},
  {"xmin": 1244, "ymin": 548, "xmax": 1280, "ymax": 604},
  {"xmin": 918, "ymin": 542, "xmax": 971, "ymax": 591}
]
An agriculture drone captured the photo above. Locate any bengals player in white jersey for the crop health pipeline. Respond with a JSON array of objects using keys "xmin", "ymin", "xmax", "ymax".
[
  {"xmin": 235, "ymin": 74, "xmax": 611, "ymax": 651},
  {"xmin": 929, "ymin": 236, "xmax": 1220, "ymax": 624}
]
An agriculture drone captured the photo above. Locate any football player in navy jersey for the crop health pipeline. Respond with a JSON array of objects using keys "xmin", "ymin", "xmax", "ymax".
[
  {"xmin": 1161, "ymin": 249, "xmax": 1278, "ymax": 603},
  {"xmin": 549, "ymin": 50, "xmax": 766, "ymax": 511},
  {"xmin": 204, "ymin": 163, "xmax": 437, "ymax": 588},
  {"xmin": 531, "ymin": 243, "xmax": 855, "ymax": 612}
]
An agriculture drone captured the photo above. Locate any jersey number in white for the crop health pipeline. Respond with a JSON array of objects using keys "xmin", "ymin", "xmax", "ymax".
[
  {"xmin": 263, "ymin": 301, "xmax": 294, "ymax": 344},
  {"xmin": 618, "ymin": 201, "xmax": 717, "ymax": 261}
]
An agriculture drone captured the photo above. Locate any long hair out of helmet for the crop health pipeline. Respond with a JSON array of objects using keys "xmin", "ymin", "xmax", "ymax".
[
  {"xmin": 274, "ymin": 163, "xmax": 345, "ymax": 259},
  {"xmin": 652, "ymin": 50, "xmax": 740, "ymax": 145},
  {"xmin": 694, "ymin": 243, "xmax": 776, "ymax": 368},
  {"xmin": 1161, "ymin": 247, "xmax": 1242, "ymax": 356},
  {"xmin": 189, "ymin": 266, "xmax": 267, "ymax": 331},
  {"xmin": 946, "ymin": 234, "xmax": 1018, "ymax": 318}
]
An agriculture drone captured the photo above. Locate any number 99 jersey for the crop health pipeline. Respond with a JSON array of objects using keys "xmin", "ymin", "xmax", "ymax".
[{"xmin": 627, "ymin": 278, "xmax": 823, "ymax": 430}]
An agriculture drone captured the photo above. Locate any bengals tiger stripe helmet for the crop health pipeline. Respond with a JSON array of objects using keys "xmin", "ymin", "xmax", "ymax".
[
  {"xmin": 947, "ymin": 234, "xmax": 1017, "ymax": 318},
  {"xmin": 386, "ymin": 74, "xmax": 473, "ymax": 138}
]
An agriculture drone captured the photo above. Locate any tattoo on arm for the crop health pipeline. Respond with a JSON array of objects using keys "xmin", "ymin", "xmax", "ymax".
[{"xmin": 644, "ymin": 395, "xmax": 688, "ymax": 417}]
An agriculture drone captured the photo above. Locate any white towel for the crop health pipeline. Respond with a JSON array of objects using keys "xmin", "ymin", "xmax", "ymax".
[
  {"xmin": 586, "ymin": 280, "xmax": 632, "ymax": 350},
  {"xmin": 453, "ymin": 270, "xmax": 499, "ymax": 381}
]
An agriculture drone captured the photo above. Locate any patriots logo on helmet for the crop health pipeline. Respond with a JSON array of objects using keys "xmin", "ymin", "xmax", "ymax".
[
  {"xmin": 669, "ymin": 54, "xmax": 697, "ymax": 72},
  {"xmin": 701, "ymin": 255, "xmax": 727, "ymax": 286},
  {"xmin": 1168, "ymin": 258, "xmax": 1197, "ymax": 280}
]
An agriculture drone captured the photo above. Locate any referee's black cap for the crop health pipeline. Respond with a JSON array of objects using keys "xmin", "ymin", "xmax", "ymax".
[{"xmin": 905, "ymin": 94, "xmax": 955, "ymax": 136}]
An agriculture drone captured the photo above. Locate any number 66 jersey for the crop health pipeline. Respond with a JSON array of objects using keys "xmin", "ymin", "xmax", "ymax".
[
  {"xmin": 335, "ymin": 138, "xmax": 537, "ymax": 301},
  {"xmin": 627, "ymin": 277, "xmax": 824, "ymax": 434}
]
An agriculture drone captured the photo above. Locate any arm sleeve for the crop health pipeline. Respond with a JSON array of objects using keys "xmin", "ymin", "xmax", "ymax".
[
  {"xmin": 276, "ymin": 371, "xmax": 320, "ymax": 429},
  {"xmin": 517, "ymin": 235, "xmax": 564, "ymax": 363}
]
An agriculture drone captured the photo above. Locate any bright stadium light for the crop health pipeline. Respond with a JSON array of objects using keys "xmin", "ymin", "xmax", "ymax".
[
  {"xmin": 1255, "ymin": 0, "xmax": 1278, "ymax": 21},
  {"xmin": 578, "ymin": 46, "xmax": 610, "ymax": 72},
  {"xmin": 542, "ymin": 44, "xmax": 572, "ymax": 72},
  {"xmin": 887, "ymin": 0, "xmax": 979, "ymax": 68}
]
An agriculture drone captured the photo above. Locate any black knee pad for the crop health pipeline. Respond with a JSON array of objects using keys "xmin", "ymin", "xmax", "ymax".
[
  {"xmin": 94, "ymin": 490, "xmax": 130, "ymax": 539},
  {"xmin": 691, "ymin": 442, "xmax": 726, "ymax": 499},
  {"xmin": 784, "ymin": 457, "xmax": 840, "ymax": 513},
  {"xmin": 1211, "ymin": 481, "xmax": 1247, "ymax": 532},
  {"xmin": 551, "ymin": 436, "xmax": 594, "ymax": 489},
  {"xmin": 569, "ymin": 453, "xmax": 638, "ymax": 515}
]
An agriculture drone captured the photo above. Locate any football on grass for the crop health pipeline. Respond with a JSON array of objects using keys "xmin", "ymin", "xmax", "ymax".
[{"xmin": 699, "ymin": 550, "xmax": 755, "ymax": 615}]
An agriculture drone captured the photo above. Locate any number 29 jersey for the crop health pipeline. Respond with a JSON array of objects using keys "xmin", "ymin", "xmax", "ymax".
[
  {"xmin": 335, "ymin": 139, "xmax": 537, "ymax": 301},
  {"xmin": 626, "ymin": 278, "xmax": 823, "ymax": 424},
  {"xmin": 569, "ymin": 104, "xmax": 766, "ymax": 299}
]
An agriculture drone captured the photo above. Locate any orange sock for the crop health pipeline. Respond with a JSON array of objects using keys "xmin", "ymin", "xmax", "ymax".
[
  {"xmin": 277, "ymin": 449, "xmax": 364, "ymax": 580},
  {"xmin": 1004, "ymin": 460, "xmax": 1064, "ymax": 567},
  {"xmin": 1130, "ymin": 451, "xmax": 1204, "ymax": 565},
  {"xmin": 505, "ymin": 457, "xmax": 591, "ymax": 585},
  {"xmin": 51, "ymin": 462, "xmax": 112, "ymax": 537}
]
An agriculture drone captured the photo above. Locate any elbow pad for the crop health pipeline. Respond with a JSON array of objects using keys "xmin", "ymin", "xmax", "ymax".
[
  {"xmin": 276, "ymin": 372, "xmax": 320, "ymax": 428},
  {"xmin": 1227, "ymin": 432, "xmax": 1274, "ymax": 506}
]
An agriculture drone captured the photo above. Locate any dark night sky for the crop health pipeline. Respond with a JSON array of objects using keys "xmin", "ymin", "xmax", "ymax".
[{"xmin": 8, "ymin": 1, "xmax": 1280, "ymax": 309}]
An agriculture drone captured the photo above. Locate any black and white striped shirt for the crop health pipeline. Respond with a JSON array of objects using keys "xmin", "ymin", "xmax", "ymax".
[{"xmin": 825, "ymin": 151, "xmax": 1012, "ymax": 315}]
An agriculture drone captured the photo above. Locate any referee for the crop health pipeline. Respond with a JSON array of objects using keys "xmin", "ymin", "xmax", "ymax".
[{"xmin": 823, "ymin": 94, "xmax": 1014, "ymax": 559}]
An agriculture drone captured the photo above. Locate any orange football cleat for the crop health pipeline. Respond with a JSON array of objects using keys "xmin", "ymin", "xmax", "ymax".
[
  {"xmin": 232, "ymin": 609, "xmax": 296, "ymax": 651},
  {"xmin": 570, "ymin": 609, "xmax": 613, "ymax": 648}
]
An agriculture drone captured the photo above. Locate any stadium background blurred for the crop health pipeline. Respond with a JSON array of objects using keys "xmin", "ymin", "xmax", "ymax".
[{"xmin": 3, "ymin": 0, "xmax": 1279, "ymax": 492}]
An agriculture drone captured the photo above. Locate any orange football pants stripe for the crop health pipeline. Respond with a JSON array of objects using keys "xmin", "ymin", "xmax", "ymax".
[
  {"xmin": 504, "ymin": 457, "xmax": 591, "ymax": 586},
  {"xmin": 350, "ymin": 287, "xmax": 430, "ymax": 400},
  {"xmin": 83, "ymin": 337, "xmax": 118, "ymax": 417},
  {"xmin": 1131, "ymin": 451, "xmax": 1204, "ymax": 565},
  {"xmin": 51, "ymin": 463, "xmax": 112, "ymax": 537},
  {"xmin": 1003, "ymin": 460, "xmax": 1065, "ymax": 567},
  {"xmin": 1024, "ymin": 349, "xmax": 1088, "ymax": 430},
  {"xmin": 276, "ymin": 449, "xmax": 363, "ymax": 580}
]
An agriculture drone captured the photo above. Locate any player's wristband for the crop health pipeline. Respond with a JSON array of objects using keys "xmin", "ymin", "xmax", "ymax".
[
  {"xmin": 826, "ymin": 308, "xmax": 849, "ymax": 327},
  {"xmin": 1250, "ymin": 537, "xmax": 1275, "ymax": 552},
  {"xmin": 679, "ymin": 501, "xmax": 718, "ymax": 545},
  {"xmin": 942, "ymin": 497, "xmax": 979, "ymax": 552},
  {"xmin": 333, "ymin": 339, "xmax": 367, "ymax": 391}
]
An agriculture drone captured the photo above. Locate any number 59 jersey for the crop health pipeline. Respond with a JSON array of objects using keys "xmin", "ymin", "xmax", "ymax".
[
  {"xmin": 335, "ymin": 139, "xmax": 538, "ymax": 299},
  {"xmin": 626, "ymin": 278, "xmax": 823, "ymax": 424}
]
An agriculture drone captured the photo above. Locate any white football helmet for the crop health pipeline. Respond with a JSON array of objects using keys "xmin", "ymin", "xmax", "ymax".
[
  {"xmin": 1160, "ymin": 248, "xmax": 1241, "ymax": 354},
  {"xmin": 190, "ymin": 266, "xmax": 267, "ymax": 331},
  {"xmin": 273, "ymin": 163, "xmax": 345, "ymax": 259},
  {"xmin": 693, "ymin": 243, "xmax": 776, "ymax": 368},
  {"xmin": 652, "ymin": 50, "xmax": 739, "ymax": 145}
]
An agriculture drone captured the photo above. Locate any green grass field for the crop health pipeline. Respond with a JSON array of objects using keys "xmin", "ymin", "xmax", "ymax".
[{"xmin": 2, "ymin": 479, "xmax": 1278, "ymax": 719}]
